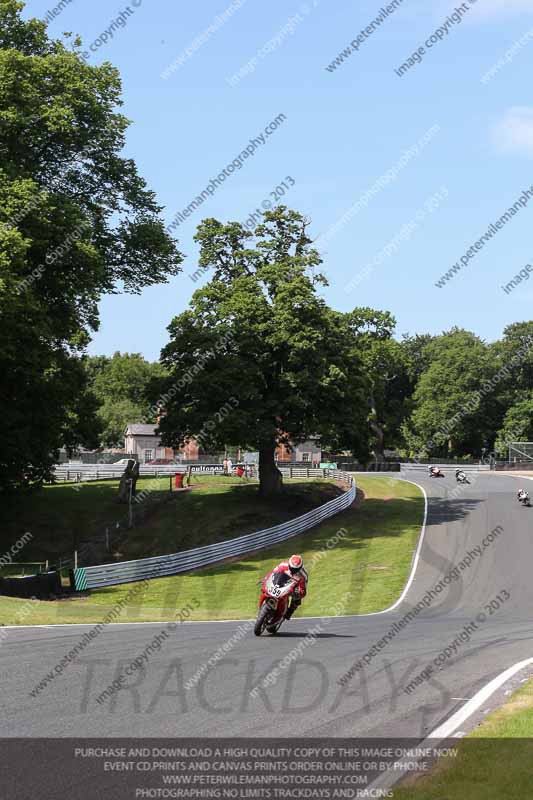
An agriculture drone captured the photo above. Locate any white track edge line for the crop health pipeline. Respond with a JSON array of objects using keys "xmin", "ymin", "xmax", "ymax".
[
  {"xmin": 370, "ymin": 657, "xmax": 533, "ymax": 791},
  {"xmin": 355, "ymin": 477, "xmax": 428, "ymax": 616},
  {"xmin": 429, "ymin": 657, "xmax": 533, "ymax": 739}
]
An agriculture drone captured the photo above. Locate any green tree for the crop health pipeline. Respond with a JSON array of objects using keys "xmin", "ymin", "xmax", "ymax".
[
  {"xmin": 157, "ymin": 208, "xmax": 368, "ymax": 496},
  {"xmin": 96, "ymin": 398, "xmax": 145, "ymax": 448},
  {"xmin": 488, "ymin": 321, "xmax": 533, "ymax": 427},
  {"xmin": 488, "ymin": 321, "xmax": 533, "ymax": 458},
  {"xmin": 400, "ymin": 332, "xmax": 435, "ymax": 387},
  {"xmin": 496, "ymin": 321, "xmax": 533, "ymax": 393},
  {"xmin": 89, "ymin": 353, "xmax": 166, "ymax": 408},
  {"xmin": 85, "ymin": 352, "xmax": 167, "ymax": 446},
  {"xmin": 345, "ymin": 308, "xmax": 411, "ymax": 459},
  {"xmin": 402, "ymin": 328, "xmax": 495, "ymax": 457},
  {"xmin": 494, "ymin": 393, "xmax": 533, "ymax": 457},
  {"xmin": 0, "ymin": 1, "xmax": 182, "ymax": 489}
]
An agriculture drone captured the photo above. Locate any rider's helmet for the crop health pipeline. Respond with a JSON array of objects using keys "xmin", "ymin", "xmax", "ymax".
[{"xmin": 288, "ymin": 554, "xmax": 303, "ymax": 576}]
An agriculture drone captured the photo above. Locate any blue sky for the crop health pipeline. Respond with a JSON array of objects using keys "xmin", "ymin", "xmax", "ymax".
[{"xmin": 26, "ymin": 0, "xmax": 533, "ymax": 359}]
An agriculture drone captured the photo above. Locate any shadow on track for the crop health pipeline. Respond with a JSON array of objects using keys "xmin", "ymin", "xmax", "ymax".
[
  {"xmin": 272, "ymin": 631, "xmax": 356, "ymax": 639},
  {"xmin": 427, "ymin": 497, "xmax": 483, "ymax": 524}
]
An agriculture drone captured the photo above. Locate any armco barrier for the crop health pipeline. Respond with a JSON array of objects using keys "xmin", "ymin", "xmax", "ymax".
[{"xmin": 71, "ymin": 473, "xmax": 355, "ymax": 590}]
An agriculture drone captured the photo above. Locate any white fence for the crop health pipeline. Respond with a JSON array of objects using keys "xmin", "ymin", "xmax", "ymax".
[
  {"xmin": 53, "ymin": 463, "xmax": 348, "ymax": 483},
  {"xmin": 53, "ymin": 464, "xmax": 182, "ymax": 482},
  {"xmin": 71, "ymin": 474, "xmax": 355, "ymax": 590}
]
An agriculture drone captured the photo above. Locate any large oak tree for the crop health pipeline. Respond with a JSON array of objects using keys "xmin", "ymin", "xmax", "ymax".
[{"xmin": 157, "ymin": 208, "xmax": 369, "ymax": 496}]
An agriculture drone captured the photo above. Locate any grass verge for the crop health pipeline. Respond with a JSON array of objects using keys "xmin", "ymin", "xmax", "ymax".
[
  {"xmin": 0, "ymin": 475, "xmax": 339, "ymax": 564},
  {"xmin": 393, "ymin": 679, "xmax": 533, "ymax": 798},
  {"xmin": 0, "ymin": 476, "xmax": 423, "ymax": 625}
]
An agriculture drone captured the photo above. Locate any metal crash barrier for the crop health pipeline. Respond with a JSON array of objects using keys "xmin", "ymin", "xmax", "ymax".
[{"xmin": 71, "ymin": 472, "xmax": 355, "ymax": 590}]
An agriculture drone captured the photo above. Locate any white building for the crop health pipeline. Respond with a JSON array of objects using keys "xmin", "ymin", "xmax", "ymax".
[{"xmin": 124, "ymin": 424, "xmax": 173, "ymax": 463}]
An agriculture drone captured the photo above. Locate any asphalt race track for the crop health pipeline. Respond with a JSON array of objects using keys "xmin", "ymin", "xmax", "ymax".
[{"xmin": 2, "ymin": 470, "xmax": 533, "ymax": 739}]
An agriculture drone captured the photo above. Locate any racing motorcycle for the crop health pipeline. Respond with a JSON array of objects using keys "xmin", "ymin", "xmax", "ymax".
[
  {"xmin": 429, "ymin": 467, "xmax": 444, "ymax": 478},
  {"xmin": 254, "ymin": 571, "xmax": 299, "ymax": 636},
  {"xmin": 456, "ymin": 471, "xmax": 468, "ymax": 484},
  {"xmin": 517, "ymin": 491, "xmax": 531, "ymax": 507}
]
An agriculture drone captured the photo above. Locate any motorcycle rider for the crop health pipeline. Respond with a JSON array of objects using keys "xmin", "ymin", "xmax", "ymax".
[
  {"xmin": 517, "ymin": 489, "xmax": 530, "ymax": 503},
  {"xmin": 428, "ymin": 465, "xmax": 435, "ymax": 476},
  {"xmin": 456, "ymin": 468, "xmax": 466, "ymax": 481},
  {"xmin": 263, "ymin": 554, "xmax": 308, "ymax": 620}
]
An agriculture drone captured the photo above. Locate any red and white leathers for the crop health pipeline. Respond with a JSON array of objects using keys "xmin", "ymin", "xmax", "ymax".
[{"xmin": 263, "ymin": 560, "xmax": 308, "ymax": 599}]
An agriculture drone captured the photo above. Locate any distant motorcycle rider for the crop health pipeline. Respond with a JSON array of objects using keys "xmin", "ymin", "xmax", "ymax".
[
  {"xmin": 263, "ymin": 555, "xmax": 308, "ymax": 620},
  {"xmin": 517, "ymin": 489, "xmax": 530, "ymax": 503}
]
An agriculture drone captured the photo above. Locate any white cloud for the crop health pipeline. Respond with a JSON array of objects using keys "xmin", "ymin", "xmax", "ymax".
[{"xmin": 492, "ymin": 107, "xmax": 533, "ymax": 156}]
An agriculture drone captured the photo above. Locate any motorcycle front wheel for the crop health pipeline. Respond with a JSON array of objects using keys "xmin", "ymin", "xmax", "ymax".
[
  {"xmin": 266, "ymin": 621, "xmax": 283, "ymax": 635},
  {"xmin": 254, "ymin": 603, "xmax": 271, "ymax": 636}
]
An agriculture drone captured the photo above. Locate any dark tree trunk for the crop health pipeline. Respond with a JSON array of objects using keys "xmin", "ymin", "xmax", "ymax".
[
  {"xmin": 369, "ymin": 389, "xmax": 385, "ymax": 461},
  {"xmin": 117, "ymin": 459, "xmax": 139, "ymax": 503},
  {"xmin": 259, "ymin": 446, "xmax": 283, "ymax": 498},
  {"xmin": 370, "ymin": 421, "xmax": 385, "ymax": 461}
]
